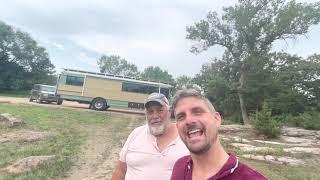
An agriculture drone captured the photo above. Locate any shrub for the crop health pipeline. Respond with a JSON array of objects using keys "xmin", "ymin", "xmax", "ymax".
[
  {"xmin": 252, "ymin": 102, "xmax": 283, "ymax": 138},
  {"xmin": 293, "ymin": 111, "xmax": 320, "ymax": 130}
]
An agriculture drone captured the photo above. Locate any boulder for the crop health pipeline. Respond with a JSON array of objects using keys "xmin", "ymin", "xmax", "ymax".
[
  {"xmin": 219, "ymin": 125, "xmax": 251, "ymax": 133},
  {"xmin": 0, "ymin": 155, "xmax": 56, "ymax": 174},
  {"xmin": 0, "ymin": 113, "xmax": 25, "ymax": 127},
  {"xmin": 243, "ymin": 154, "xmax": 304, "ymax": 165},
  {"xmin": 0, "ymin": 130, "xmax": 51, "ymax": 144},
  {"xmin": 231, "ymin": 143, "xmax": 274, "ymax": 152}
]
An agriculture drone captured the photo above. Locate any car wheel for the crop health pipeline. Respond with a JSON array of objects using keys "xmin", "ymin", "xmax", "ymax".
[
  {"xmin": 91, "ymin": 98, "xmax": 107, "ymax": 111},
  {"xmin": 29, "ymin": 96, "xmax": 33, "ymax": 102},
  {"xmin": 36, "ymin": 96, "xmax": 42, "ymax": 103},
  {"xmin": 57, "ymin": 99, "xmax": 63, "ymax": 105}
]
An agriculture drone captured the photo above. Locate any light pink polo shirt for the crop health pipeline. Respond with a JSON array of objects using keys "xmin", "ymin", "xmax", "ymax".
[{"xmin": 119, "ymin": 124, "xmax": 189, "ymax": 180}]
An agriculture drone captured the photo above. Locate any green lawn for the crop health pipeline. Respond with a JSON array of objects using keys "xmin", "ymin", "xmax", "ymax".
[
  {"xmin": 0, "ymin": 90, "xmax": 30, "ymax": 98},
  {"xmin": 0, "ymin": 103, "xmax": 141, "ymax": 180}
]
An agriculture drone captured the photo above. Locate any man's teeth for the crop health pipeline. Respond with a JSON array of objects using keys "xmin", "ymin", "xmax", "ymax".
[{"xmin": 188, "ymin": 129, "xmax": 201, "ymax": 135}]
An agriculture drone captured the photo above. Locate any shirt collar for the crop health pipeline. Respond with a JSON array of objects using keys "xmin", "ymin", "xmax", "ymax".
[{"xmin": 186, "ymin": 153, "xmax": 239, "ymax": 179}]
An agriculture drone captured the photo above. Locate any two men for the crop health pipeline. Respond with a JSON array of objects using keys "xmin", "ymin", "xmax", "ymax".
[
  {"xmin": 170, "ymin": 89, "xmax": 267, "ymax": 180},
  {"xmin": 111, "ymin": 92, "xmax": 189, "ymax": 180},
  {"xmin": 112, "ymin": 89, "xmax": 267, "ymax": 180}
]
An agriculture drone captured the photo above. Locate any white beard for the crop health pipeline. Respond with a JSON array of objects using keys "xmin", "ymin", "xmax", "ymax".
[{"xmin": 148, "ymin": 123, "xmax": 167, "ymax": 136}]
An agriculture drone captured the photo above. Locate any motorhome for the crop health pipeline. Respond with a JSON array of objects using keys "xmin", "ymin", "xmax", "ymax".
[{"xmin": 56, "ymin": 69, "xmax": 173, "ymax": 111}]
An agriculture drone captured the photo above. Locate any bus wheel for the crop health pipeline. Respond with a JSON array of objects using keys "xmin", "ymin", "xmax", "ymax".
[{"xmin": 92, "ymin": 98, "xmax": 107, "ymax": 111}]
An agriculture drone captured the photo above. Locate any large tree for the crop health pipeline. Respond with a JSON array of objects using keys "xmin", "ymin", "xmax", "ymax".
[
  {"xmin": 0, "ymin": 21, "xmax": 55, "ymax": 90},
  {"xmin": 97, "ymin": 55, "xmax": 139, "ymax": 77},
  {"xmin": 186, "ymin": 0, "xmax": 320, "ymax": 124},
  {"xmin": 140, "ymin": 66, "xmax": 175, "ymax": 84}
]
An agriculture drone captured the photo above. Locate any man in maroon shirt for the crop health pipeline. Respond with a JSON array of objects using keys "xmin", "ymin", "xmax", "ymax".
[{"xmin": 170, "ymin": 89, "xmax": 267, "ymax": 180}]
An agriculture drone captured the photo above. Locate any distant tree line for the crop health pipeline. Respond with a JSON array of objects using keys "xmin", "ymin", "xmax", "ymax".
[{"xmin": 0, "ymin": 21, "xmax": 56, "ymax": 91}]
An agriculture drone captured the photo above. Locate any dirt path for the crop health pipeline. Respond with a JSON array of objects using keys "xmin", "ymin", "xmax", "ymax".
[{"xmin": 60, "ymin": 115, "xmax": 139, "ymax": 180}]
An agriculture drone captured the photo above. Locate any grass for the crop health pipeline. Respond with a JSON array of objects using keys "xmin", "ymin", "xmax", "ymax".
[
  {"xmin": 0, "ymin": 90, "xmax": 30, "ymax": 98},
  {"xmin": 0, "ymin": 103, "xmax": 142, "ymax": 180}
]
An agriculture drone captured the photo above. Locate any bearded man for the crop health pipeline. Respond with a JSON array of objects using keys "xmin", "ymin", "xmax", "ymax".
[{"xmin": 111, "ymin": 92, "xmax": 189, "ymax": 180}]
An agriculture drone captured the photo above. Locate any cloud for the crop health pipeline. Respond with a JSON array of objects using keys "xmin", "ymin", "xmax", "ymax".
[
  {"xmin": 78, "ymin": 52, "xmax": 99, "ymax": 67},
  {"xmin": 52, "ymin": 42, "xmax": 64, "ymax": 50}
]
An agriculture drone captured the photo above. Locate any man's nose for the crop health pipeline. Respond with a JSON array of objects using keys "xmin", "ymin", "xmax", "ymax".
[{"xmin": 184, "ymin": 113, "xmax": 196, "ymax": 124}]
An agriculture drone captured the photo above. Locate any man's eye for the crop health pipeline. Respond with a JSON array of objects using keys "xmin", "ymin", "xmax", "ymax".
[
  {"xmin": 176, "ymin": 115, "xmax": 185, "ymax": 121},
  {"xmin": 193, "ymin": 109, "xmax": 204, "ymax": 115}
]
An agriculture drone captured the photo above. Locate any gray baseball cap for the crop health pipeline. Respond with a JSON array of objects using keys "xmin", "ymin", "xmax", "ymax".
[{"xmin": 145, "ymin": 93, "xmax": 169, "ymax": 108}]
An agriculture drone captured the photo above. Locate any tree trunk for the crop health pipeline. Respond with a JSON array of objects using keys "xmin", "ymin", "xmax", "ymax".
[{"xmin": 238, "ymin": 66, "xmax": 250, "ymax": 125}]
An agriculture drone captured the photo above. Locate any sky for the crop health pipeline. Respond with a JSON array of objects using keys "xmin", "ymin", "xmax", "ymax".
[{"xmin": 0, "ymin": 0, "xmax": 319, "ymax": 77}]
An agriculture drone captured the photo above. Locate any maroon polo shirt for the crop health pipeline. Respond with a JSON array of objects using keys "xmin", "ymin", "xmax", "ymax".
[{"xmin": 170, "ymin": 154, "xmax": 267, "ymax": 180}]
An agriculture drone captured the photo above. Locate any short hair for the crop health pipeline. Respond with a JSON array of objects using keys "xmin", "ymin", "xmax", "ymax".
[{"xmin": 171, "ymin": 89, "xmax": 216, "ymax": 114}]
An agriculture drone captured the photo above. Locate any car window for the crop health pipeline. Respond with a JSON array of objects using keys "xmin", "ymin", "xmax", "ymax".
[{"xmin": 39, "ymin": 86, "xmax": 56, "ymax": 92}]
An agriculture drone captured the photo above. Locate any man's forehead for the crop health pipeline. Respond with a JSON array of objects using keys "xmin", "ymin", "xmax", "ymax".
[{"xmin": 175, "ymin": 98, "xmax": 207, "ymax": 112}]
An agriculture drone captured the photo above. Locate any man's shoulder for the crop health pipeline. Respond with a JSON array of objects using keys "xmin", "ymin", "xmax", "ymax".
[
  {"xmin": 130, "ymin": 124, "xmax": 147, "ymax": 135},
  {"xmin": 236, "ymin": 162, "xmax": 268, "ymax": 180}
]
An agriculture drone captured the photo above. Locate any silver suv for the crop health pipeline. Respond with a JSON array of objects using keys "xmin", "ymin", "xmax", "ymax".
[{"xmin": 29, "ymin": 84, "xmax": 63, "ymax": 105}]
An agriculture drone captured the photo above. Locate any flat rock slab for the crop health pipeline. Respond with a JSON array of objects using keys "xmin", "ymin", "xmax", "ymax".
[
  {"xmin": 219, "ymin": 125, "xmax": 252, "ymax": 133},
  {"xmin": 283, "ymin": 147, "xmax": 320, "ymax": 154},
  {"xmin": 0, "ymin": 113, "xmax": 25, "ymax": 127},
  {"xmin": 231, "ymin": 143, "xmax": 274, "ymax": 152},
  {"xmin": 282, "ymin": 127, "xmax": 320, "ymax": 139},
  {"xmin": 0, "ymin": 130, "xmax": 51, "ymax": 144},
  {"xmin": 0, "ymin": 155, "xmax": 56, "ymax": 174},
  {"xmin": 243, "ymin": 154, "xmax": 304, "ymax": 165}
]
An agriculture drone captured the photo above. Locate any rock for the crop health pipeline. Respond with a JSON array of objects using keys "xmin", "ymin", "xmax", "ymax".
[
  {"xmin": 242, "ymin": 154, "xmax": 304, "ymax": 165},
  {"xmin": 1, "ymin": 155, "xmax": 56, "ymax": 174},
  {"xmin": 219, "ymin": 125, "xmax": 252, "ymax": 133},
  {"xmin": 0, "ymin": 113, "xmax": 26, "ymax": 127},
  {"xmin": 243, "ymin": 154, "xmax": 266, "ymax": 161},
  {"xmin": 280, "ymin": 136, "xmax": 319, "ymax": 146},
  {"xmin": 232, "ymin": 136, "xmax": 251, "ymax": 143},
  {"xmin": 0, "ymin": 130, "xmax": 51, "ymax": 144},
  {"xmin": 219, "ymin": 135, "xmax": 231, "ymax": 141},
  {"xmin": 277, "ymin": 157, "xmax": 305, "ymax": 166},
  {"xmin": 253, "ymin": 140, "xmax": 286, "ymax": 146},
  {"xmin": 282, "ymin": 127, "xmax": 320, "ymax": 139},
  {"xmin": 253, "ymin": 139, "xmax": 313, "ymax": 147},
  {"xmin": 231, "ymin": 143, "xmax": 274, "ymax": 152},
  {"xmin": 283, "ymin": 147, "xmax": 320, "ymax": 155}
]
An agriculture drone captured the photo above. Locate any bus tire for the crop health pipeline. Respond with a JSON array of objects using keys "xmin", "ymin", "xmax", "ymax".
[{"xmin": 92, "ymin": 98, "xmax": 107, "ymax": 111}]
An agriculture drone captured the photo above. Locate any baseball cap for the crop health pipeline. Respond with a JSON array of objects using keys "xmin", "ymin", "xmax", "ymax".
[{"xmin": 145, "ymin": 93, "xmax": 169, "ymax": 108}]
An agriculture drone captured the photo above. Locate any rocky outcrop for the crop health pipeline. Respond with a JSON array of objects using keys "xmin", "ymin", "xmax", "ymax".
[
  {"xmin": 0, "ymin": 113, "xmax": 26, "ymax": 127},
  {"xmin": 282, "ymin": 127, "xmax": 320, "ymax": 140},
  {"xmin": 0, "ymin": 130, "xmax": 51, "ymax": 144},
  {"xmin": 243, "ymin": 154, "xmax": 305, "ymax": 165},
  {"xmin": 0, "ymin": 155, "xmax": 56, "ymax": 174}
]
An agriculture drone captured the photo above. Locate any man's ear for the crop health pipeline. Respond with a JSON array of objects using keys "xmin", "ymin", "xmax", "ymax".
[{"xmin": 213, "ymin": 112, "xmax": 222, "ymax": 126}]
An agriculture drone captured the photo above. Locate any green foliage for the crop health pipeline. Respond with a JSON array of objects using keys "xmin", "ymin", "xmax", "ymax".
[
  {"xmin": 252, "ymin": 102, "xmax": 283, "ymax": 138},
  {"xmin": 175, "ymin": 75, "xmax": 194, "ymax": 90},
  {"xmin": 140, "ymin": 66, "xmax": 175, "ymax": 84},
  {"xmin": 187, "ymin": 0, "xmax": 320, "ymax": 124},
  {"xmin": 97, "ymin": 55, "xmax": 139, "ymax": 77},
  {"xmin": 0, "ymin": 20, "xmax": 55, "ymax": 90},
  {"xmin": 292, "ymin": 111, "xmax": 320, "ymax": 130}
]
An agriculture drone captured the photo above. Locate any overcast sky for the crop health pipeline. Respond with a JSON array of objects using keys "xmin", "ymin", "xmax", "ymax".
[{"xmin": 1, "ymin": 0, "xmax": 319, "ymax": 77}]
